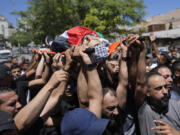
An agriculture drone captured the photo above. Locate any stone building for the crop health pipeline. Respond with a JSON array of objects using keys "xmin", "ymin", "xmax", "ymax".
[{"xmin": 0, "ymin": 15, "xmax": 16, "ymax": 39}]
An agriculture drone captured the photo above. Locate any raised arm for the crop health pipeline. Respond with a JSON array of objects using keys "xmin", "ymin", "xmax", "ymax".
[
  {"xmin": 14, "ymin": 70, "xmax": 68, "ymax": 132},
  {"xmin": 126, "ymin": 35, "xmax": 140, "ymax": 89},
  {"xmin": 116, "ymin": 38, "xmax": 128, "ymax": 110},
  {"xmin": 134, "ymin": 41, "xmax": 147, "ymax": 106},
  {"xmin": 28, "ymin": 52, "xmax": 51, "ymax": 87},
  {"xmin": 150, "ymin": 33, "xmax": 161, "ymax": 60},
  {"xmin": 40, "ymin": 70, "xmax": 69, "ymax": 118},
  {"xmin": 77, "ymin": 67, "xmax": 89, "ymax": 108},
  {"xmin": 40, "ymin": 49, "xmax": 73, "ymax": 118},
  {"xmin": 79, "ymin": 44, "xmax": 103, "ymax": 118},
  {"xmin": 35, "ymin": 53, "xmax": 45, "ymax": 79},
  {"xmin": 26, "ymin": 49, "xmax": 40, "ymax": 72}
]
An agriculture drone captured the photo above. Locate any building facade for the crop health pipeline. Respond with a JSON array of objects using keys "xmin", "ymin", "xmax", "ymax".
[{"xmin": 0, "ymin": 15, "xmax": 16, "ymax": 39}]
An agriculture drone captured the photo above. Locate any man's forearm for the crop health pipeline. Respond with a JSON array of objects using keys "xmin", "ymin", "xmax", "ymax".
[
  {"xmin": 152, "ymin": 41, "xmax": 160, "ymax": 58},
  {"xmin": 35, "ymin": 56, "xmax": 45, "ymax": 79},
  {"xmin": 41, "ymin": 63, "xmax": 51, "ymax": 83},
  {"xmin": 14, "ymin": 82, "xmax": 54, "ymax": 132},
  {"xmin": 40, "ymin": 81, "xmax": 67, "ymax": 118},
  {"xmin": 135, "ymin": 49, "xmax": 146, "ymax": 106},
  {"xmin": 77, "ymin": 68, "xmax": 89, "ymax": 108},
  {"xmin": 117, "ymin": 56, "xmax": 128, "ymax": 109},
  {"xmin": 87, "ymin": 68, "xmax": 103, "ymax": 118},
  {"xmin": 128, "ymin": 50, "xmax": 138, "ymax": 89}
]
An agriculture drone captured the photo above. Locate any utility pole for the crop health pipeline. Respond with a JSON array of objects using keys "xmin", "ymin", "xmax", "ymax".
[
  {"xmin": 12, "ymin": 0, "xmax": 17, "ymax": 26},
  {"xmin": 12, "ymin": 0, "xmax": 21, "ymax": 56}
]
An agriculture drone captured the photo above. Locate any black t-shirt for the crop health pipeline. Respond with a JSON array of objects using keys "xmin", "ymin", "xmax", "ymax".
[
  {"xmin": 16, "ymin": 81, "xmax": 29, "ymax": 106},
  {"xmin": 12, "ymin": 74, "xmax": 27, "ymax": 89},
  {"xmin": 21, "ymin": 118, "xmax": 44, "ymax": 135}
]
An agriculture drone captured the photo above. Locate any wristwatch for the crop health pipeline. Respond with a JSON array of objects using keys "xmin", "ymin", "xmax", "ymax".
[
  {"xmin": 121, "ymin": 57, "xmax": 128, "ymax": 61},
  {"xmin": 85, "ymin": 63, "xmax": 97, "ymax": 71}
]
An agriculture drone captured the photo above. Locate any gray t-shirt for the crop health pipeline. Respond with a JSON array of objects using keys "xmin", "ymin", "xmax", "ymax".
[{"xmin": 138, "ymin": 100, "xmax": 180, "ymax": 135}]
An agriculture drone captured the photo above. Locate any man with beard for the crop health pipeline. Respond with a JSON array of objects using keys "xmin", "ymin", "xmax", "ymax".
[
  {"xmin": 152, "ymin": 64, "xmax": 180, "ymax": 101},
  {"xmin": 138, "ymin": 72, "xmax": 180, "ymax": 135}
]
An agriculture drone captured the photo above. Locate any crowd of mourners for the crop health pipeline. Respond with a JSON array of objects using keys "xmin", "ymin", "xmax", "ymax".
[{"xmin": 0, "ymin": 26, "xmax": 180, "ymax": 135}]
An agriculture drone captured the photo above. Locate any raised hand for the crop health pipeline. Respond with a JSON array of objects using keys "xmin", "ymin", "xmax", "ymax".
[
  {"xmin": 125, "ymin": 34, "xmax": 140, "ymax": 47},
  {"xmin": 43, "ymin": 52, "xmax": 51, "ymax": 64},
  {"xmin": 152, "ymin": 120, "xmax": 180, "ymax": 135},
  {"xmin": 149, "ymin": 32, "xmax": 156, "ymax": 42},
  {"xmin": 47, "ymin": 69, "xmax": 69, "ymax": 89},
  {"xmin": 79, "ymin": 46, "xmax": 92, "ymax": 65},
  {"xmin": 64, "ymin": 48, "xmax": 73, "ymax": 71},
  {"xmin": 52, "ymin": 53, "xmax": 62, "ymax": 69}
]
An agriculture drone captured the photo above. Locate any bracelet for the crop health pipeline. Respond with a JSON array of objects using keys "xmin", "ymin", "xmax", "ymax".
[
  {"xmin": 121, "ymin": 57, "xmax": 128, "ymax": 61},
  {"xmin": 85, "ymin": 63, "xmax": 97, "ymax": 71}
]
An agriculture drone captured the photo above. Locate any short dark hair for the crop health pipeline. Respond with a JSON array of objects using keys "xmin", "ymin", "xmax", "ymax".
[
  {"xmin": 11, "ymin": 65, "xmax": 20, "ymax": 71},
  {"xmin": 151, "ymin": 64, "xmax": 171, "ymax": 73},
  {"xmin": 0, "ymin": 87, "xmax": 14, "ymax": 104},
  {"xmin": 8, "ymin": 56, "xmax": 13, "ymax": 59},
  {"xmin": 172, "ymin": 61, "xmax": 180, "ymax": 72},
  {"xmin": 107, "ymin": 52, "xmax": 119, "ymax": 61},
  {"xmin": 146, "ymin": 71, "xmax": 162, "ymax": 88},
  {"xmin": 103, "ymin": 87, "xmax": 116, "ymax": 98}
]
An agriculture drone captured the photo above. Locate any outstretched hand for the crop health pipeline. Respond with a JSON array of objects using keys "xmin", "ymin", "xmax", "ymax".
[
  {"xmin": 152, "ymin": 120, "xmax": 180, "ymax": 135},
  {"xmin": 149, "ymin": 32, "xmax": 156, "ymax": 42}
]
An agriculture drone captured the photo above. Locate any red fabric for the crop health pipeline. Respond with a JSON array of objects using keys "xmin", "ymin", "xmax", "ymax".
[
  {"xmin": 109, "ymin": 42, "xmax": 121, "ymax": 54},
  {"xmin": 67, "ymin": 26, "xmax": 98, "ymax": 46}
]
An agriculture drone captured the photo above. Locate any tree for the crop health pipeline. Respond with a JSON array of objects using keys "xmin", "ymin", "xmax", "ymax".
[
  {"xmin": 9, "ymin": 31, "xmax": 32, "ymax": 46},
  {"xmin": 12, "ymin": 0, "xmax": 146, "ymax": 44}
]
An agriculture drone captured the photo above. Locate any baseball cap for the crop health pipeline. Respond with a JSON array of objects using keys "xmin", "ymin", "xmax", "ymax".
[{"xmin": 61, "ymin": 108, "xmax": 109, "ymax": 135}]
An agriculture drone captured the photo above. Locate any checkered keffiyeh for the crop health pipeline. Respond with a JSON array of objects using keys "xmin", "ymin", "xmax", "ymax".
[{"xmin": 93, "ymin": 43, "xmax": 109, "ymax": 63}]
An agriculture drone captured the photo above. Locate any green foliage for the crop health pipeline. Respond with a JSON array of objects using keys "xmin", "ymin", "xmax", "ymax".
[
  {"xmin": 9, "ymin": 31, "xmax": 32, "ymax": 46},
  {"xmin": 12, "ymin": 0, "xmax": 146, "ymax": 44},
  {"xmin": 0, "ymin": 34, "xmax": 4, "ymax": 41}
]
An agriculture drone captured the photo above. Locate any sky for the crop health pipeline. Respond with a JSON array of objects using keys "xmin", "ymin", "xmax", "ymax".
[{"xmin": 0, "ymin": 0, "xmax": 180, "ymax": 26}]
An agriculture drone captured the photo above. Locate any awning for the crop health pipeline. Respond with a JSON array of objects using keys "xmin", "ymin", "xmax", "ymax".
[{"xmin": 142, "ymin": 28, "xmax": 180, "ymax": 39}]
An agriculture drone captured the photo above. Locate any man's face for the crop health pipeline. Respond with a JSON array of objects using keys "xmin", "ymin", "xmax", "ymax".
[
  {"xmin": 172, "ymin": 51, "xmax": 177, "ymax": 58},
  {"xmin": 0, "ymin": 91, "xmax": 22, "ymax": 116},
  {"xmin": 174, "ymin": 70, "xmax": 180, "ymax": 83},
  {"xmin": 147, "ymin": 75, "xmax": 170, "ymax": 110},
  {"xmin": 12, "ymin": 58, "xmax": 18, "ymax": 65},
  {"xmin": 7, "ymin": 57, "xmax": 12, "ymax": 63},
  {"xmin": 106, "ymin": 60, "xmax": 120, "ymax": 75},
  {"xmin": 102, "ymin": 91, "xmax": 119, "ymax": 120},
  {"xmin": 158, "ymin": 67, "xmax": 173, "ymax": 88},
  {"xmin": 11, "ymin": 68, "xmax": 21, "ymax": 79},
  {"xmin": 22, "ymin": 64, "xmax": 28, "ymax": 71},
  {"xmin": 64, "ymin": 84, "xmax": 73, "ymax": 98}
]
